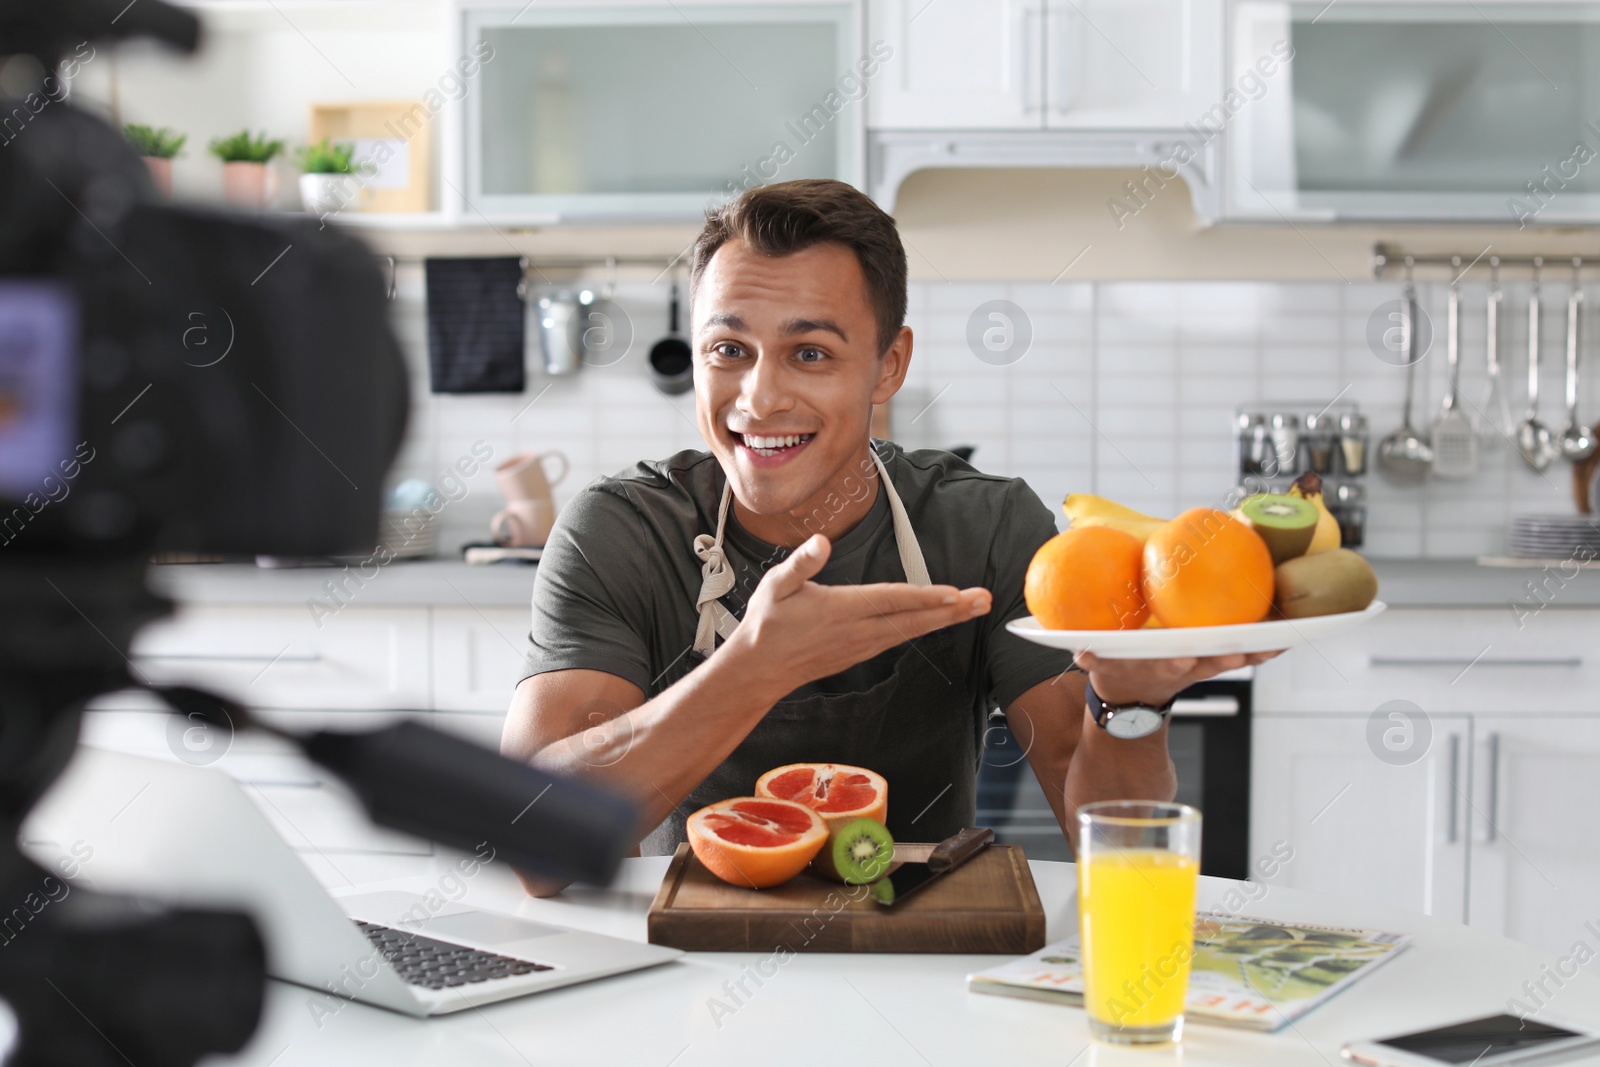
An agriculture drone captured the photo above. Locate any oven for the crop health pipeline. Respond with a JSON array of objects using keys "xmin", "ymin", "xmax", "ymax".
[{"xmin": 976, "ymin": 669, "xmax": 1253, "ymax": 879}]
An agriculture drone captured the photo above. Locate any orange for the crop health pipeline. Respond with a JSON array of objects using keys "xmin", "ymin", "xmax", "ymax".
[
  {"xmin": 1142, "ymin": 507, "xmax": 1275, "ymax": 627},
  {"xmin": 686, "ymin": 797, "xmax": 828, "ymax": 888},
  {"xmin": 1024, "ymin": 527, "xmax": 1149, "ymax": 630},
  {"xmin": 755, "ymin": 763, "xmax": 888, "ymax": 828}
]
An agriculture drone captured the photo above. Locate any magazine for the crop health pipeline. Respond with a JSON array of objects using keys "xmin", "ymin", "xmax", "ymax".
[{"xmin": 967, "ymin": 912, "xmax": 1411, "ymax": 1032}]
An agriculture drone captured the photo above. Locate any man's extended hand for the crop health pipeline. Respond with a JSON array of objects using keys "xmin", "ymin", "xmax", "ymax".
[
  {"xmin": 722, "ymin": 533, "xmax": 991, "ymax": 700},
  {"xmin": 1074, "ymin": 650, "xmax": 1284, "ymax": 709}
]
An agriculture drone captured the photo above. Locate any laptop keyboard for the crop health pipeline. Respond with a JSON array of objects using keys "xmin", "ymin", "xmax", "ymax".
[{"xmin": 355, "ymin": 921, "xmax": 553, "ymax": 990}]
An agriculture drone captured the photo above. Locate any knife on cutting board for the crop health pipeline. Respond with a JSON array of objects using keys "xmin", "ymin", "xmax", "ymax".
[{"xmin": 873, "ymin": 827, "xmax": 993, "ymax": 907}]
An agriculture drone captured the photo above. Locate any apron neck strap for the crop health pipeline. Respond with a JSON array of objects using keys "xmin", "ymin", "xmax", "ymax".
[{"xmin": 692, "ymin": 447, "xmax": 930, "ymax": 658}]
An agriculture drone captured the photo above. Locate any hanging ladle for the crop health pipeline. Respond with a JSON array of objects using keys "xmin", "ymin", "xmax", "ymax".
[
  {"xmin": 1560, "ymin": 258, "xmax": 1598, "ymax": 462},
  {"xmin": 1378, "ymin": 258, "xmax": 1435, "ymax": 484},
  {"xmin": 1517, "ymin": 257, "xmax": 1559, "ymax": 472}
]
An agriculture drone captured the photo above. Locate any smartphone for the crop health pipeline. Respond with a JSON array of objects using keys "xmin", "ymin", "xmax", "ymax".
[{"xmin": 1342, "ymin": 1014, "xmax": 1600, "ymax": 1067}]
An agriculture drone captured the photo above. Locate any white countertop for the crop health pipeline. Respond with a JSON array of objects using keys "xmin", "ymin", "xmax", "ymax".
[
  {"xmin": 149, "ymin": 558, "xmax": 1600, "ymax": 610},
  {"xmin": 217, "ymin": 855, "xmax": 1600, "ymax": 1067}
]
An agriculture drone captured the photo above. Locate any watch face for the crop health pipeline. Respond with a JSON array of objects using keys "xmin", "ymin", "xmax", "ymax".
[{"xmin": 1105, "ymin": 707, "xmax": 1163, "ymax": 739}]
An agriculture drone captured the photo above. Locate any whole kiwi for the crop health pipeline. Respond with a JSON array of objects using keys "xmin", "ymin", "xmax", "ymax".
[{"xmin": 1273, "ymin": 548, "xmax": 1378, "ymax": 619}]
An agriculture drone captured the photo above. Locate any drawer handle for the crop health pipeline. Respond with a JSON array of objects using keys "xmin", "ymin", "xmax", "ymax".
[
  {"xmin": 1369, "ymin": 656, "xmax": 1581, "ymax": 669},
  {"xmin": 137, "ymin": 652, "xmax": 322, "ymax": 664},
  {"xmin": 1169, "ymin": 697, "xmax": 1239, "ymax": 717}
]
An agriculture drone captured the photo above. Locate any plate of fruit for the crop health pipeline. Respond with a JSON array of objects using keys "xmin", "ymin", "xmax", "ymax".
[{"xmin": 1008, "ymin": 474, "xmax": 1384, "ymax": 659}]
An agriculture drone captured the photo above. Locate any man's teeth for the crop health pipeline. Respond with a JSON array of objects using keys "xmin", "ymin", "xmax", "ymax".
[{"xmin": 742, "ymin": 434, "xmax": 810, "ymax": 450}]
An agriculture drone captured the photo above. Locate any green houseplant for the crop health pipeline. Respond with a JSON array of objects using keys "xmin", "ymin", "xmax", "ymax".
[
  {"xmin": 295, "ymin": 139, "xmax": 371, "ymax": 215},
  {"xmin": 209, "ymin": 130, "xmax": 285, "ymax": 208},
  {"xmin": 125, "ymin": 124, "xmax": 186, "ymax": 196}
]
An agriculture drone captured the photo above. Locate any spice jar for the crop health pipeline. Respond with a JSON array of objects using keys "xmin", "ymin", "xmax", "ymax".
[
  {"xmin": 1270, "ymin": 412, "xmax": 1303, "ymax": 477},
  {"xmin": 1238, "ymin": 412, "xmax": 1269, "ymax": 477},
  {"xmin": 1339, "ymin": 413, "xmax": 1370, "ymax": 476},
  {"xmin": 1303, "ymin": 413, "xmax": 1337, "ymax": 475},
  {"xmin": 1333, "ymin": 482, "xmax": 1366, "ymax": 547}
]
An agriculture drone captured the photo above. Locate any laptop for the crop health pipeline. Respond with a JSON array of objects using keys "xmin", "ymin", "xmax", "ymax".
[{"xmin": 22, "ymin": 746, "xmax": 681, "ymax": 1017}]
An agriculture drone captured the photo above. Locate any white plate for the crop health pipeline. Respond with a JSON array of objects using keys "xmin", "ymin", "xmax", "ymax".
[{"xmin": 1006, "ymin": 602, "xmax": 1387, "ymax": 660}]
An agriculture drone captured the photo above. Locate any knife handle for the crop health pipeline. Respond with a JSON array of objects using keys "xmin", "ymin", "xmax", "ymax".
[{"xmin": 927, "ymin": 827, "xmax": 993, "ymax": 871}]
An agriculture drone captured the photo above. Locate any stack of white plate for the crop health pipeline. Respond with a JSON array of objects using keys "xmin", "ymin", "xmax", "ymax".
[
  {"xmin": 1509, "ymin": 514, "xmax": 1600, "ymax": 559},
  {"xmin": 380, "ymin": 509, "xmax": 437, "ymax": 559}
]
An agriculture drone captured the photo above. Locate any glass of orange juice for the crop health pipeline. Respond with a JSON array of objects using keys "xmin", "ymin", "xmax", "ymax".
[{"xmin": 1076, "ymin": 801, "xmax": 1202, "ymax": 1046}]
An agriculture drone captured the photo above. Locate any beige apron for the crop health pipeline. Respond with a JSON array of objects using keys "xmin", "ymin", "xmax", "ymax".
[
  {"xmin": 691, "ymin": 450, "xmax": 930, "ymax": 656},
  {"xmin": 639, "ymin": 447, "xmax": 980, "ymax": 856}
]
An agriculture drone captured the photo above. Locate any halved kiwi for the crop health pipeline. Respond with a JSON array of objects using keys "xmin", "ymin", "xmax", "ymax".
[
  {"xmin": 1235, "ymin": 493, "xmax": 1319, "ymax": 564},
  {"xmin": 813, "ymin": 817, "xmax": 895, "ymax": 885}
]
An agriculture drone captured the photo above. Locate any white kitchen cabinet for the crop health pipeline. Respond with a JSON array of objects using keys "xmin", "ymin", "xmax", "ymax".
[
  {"xmin": 128, "ymin": 605, "xmax": 431, "ymax": 711},
  {"xmin": 866, "ymin": 0, "xmax": 1220, "ymax": 131},
  {"xmin": 1252, "ymin": 608, "xmax": 1600, "ymax": 714},
  {"xmin": 431, "ymin": 607, "xmax": 531, "ymax": 713},
  {"xmin": 1468, "ymin": 716, "xmax": 1600, "ymax": 957},
  {"xmin": 866, "ymin": 0, "xmax": 1043, "ymax": 129},
  {"xmin": 1251, "ymin": 714, "xmax": 1470, "ymax": 922},
  {"xmin": 1043, "ymin": 0, "xmax": 1222, "ymax": 129}
]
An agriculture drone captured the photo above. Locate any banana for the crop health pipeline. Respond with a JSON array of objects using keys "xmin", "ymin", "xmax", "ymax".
[
  {"xmin": 1063, "ymin": 494, "xmax": 1166, "ymax": 526},
  {"xmin": 1070, "ymin": 514, "xmax": 1168, "ymax": 543},
  {"xmin": 1288, "ymin": 472, "xmax": 1341, "ymax": 555}
]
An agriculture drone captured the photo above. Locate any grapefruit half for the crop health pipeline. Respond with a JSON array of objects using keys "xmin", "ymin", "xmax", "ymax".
[
  {"xmin": 686, "ymin": 797, "xmax": 828, "ymax": 889},
  {"xmin": 755, "ymin": 763, "xmax": 888, "ymax": 828}
]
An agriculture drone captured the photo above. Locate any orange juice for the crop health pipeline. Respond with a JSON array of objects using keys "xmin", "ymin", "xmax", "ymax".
[{"xmin": 1078, "ymin": 848, "xmax": 1199, "ymax": 1032}]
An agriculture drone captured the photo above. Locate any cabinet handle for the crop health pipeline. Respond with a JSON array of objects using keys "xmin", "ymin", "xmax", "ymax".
[
  {"xmin": 1483, "ymin": 732, "xmax": 1500, "ymax": 843},
  {"xmin": 1446, "ymin": 733, "xmax": 1459, "ymax": 844},
  {"xmin": 1370, "ymin": 656, "xmax": 1582, "ymax": 669},
  {"xmin": 136, "ymin": 652, "xmax": 322, "ymax": 664}
]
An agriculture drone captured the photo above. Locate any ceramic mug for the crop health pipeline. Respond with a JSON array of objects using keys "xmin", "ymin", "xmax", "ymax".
[
  {"xmin": 495, "ymin": 450, "xmax": 568, "ymax": 503},
  {"xmin": 491, "ymin": 499, "xmax": 557, "ymax": 548}
]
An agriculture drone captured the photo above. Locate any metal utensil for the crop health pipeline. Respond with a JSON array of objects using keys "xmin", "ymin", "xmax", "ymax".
[
  {"xmin": 1432, "ymin": 270, "xmax": 1477, "ymax": 479},
  {"xmin": 1560, "ymin": 260, "xmax": 1598, "ymax": 462},
  {"xmin": 1481, "ymin": 258, "xmax": 1514, "ymax": 446},
  {"xmin": 1379, "ymin": 263, "xmax": 1435, "ymax": 484},
  {"xmin": 872, "ymin": 827, "xmax": 993, "ymax": 907},
  {"xmin": 1517, "ymin": 258, "xmax": 1559, "ymax": 471}
]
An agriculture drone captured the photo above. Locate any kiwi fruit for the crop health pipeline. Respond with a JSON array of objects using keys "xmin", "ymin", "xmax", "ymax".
[
  {"xmin": 1234, "ymin": 494, "xmax": 1319, "ymax": 565},
  {"xmin": 812, "ymin": 817, "xmax": 894, "ymax": 884},
  {"xmin": 1273, "ymin": 548, "xmax": 1378, "ymax": 619}
]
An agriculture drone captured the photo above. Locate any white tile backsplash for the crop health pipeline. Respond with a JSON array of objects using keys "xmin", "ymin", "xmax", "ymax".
[{"xmin": 392, "ymin": 278, "xmax": 1595, "ymax": 559}]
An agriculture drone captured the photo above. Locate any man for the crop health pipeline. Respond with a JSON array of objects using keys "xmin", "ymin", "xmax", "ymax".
[{"xmin": 504, "ymin": 179, "xmax": 1273, "ymax": 895}]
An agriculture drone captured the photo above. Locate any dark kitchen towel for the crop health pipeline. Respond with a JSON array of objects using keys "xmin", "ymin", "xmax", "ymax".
[{"xmin": 425, "ymin": 257, "xmax": 526, "ymax": 393}]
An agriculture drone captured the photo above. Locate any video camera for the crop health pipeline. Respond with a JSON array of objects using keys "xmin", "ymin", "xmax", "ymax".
[{"xmin": 0, "ymin": 3, "xmax": 637, "ymax": 1063}]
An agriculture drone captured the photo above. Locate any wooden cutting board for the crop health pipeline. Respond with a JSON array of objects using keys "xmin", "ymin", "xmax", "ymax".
[{"xmin": 646, "ymin": 843, "xmax": 1046, "ymax": 954}]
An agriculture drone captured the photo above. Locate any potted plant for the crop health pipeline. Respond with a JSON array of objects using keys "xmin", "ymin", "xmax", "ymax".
[
  {"xmin": 124, "ymin": 124, "xmax": 186, "ymax": 196},
  {"xmin": 295, "ymin": 139, "xmax": 366, "ymax": 215},
  {"xmin": 208, "ymin": 129, "xmax": 284, "ymax": 208}
]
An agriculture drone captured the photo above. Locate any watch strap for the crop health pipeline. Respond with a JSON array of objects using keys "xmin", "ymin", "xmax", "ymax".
[{"xmin": 1085, "ymin": 677, "xmax": 1175, "ymax": 728}]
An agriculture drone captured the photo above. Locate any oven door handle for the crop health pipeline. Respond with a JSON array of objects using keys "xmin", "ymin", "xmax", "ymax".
[{"xmin": 1169, "ymin": 696, "xmax": 1239, "ymax": 717}]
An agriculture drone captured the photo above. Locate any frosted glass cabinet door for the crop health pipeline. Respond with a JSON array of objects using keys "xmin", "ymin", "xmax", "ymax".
[
  {"xmin": 1044, "ymin": 0, "xmax": 1223, "ymax": 129},
  {"xmin": 463, "ymin": 4, "xmax": 862, "ymax": 218},
  {"xmin": 866, "ymin": 0, "xmax": 1044, "ymax": 129}
]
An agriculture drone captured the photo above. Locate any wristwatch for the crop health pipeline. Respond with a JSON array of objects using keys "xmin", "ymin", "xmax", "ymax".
[{"xmin": 1085, "ymin": 678, "xmax": 1174, "ymax": 740}]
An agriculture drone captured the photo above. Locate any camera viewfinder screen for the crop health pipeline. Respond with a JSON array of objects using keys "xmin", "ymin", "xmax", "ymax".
[{"xmin": 0, "ymin": 281, "xmax": 78, "ymax": 501}]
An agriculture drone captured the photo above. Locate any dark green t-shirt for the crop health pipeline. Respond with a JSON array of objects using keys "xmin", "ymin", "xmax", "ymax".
[{"xmin": 521, "ymin": 440, "xmax": 1075, "ymax": 852}]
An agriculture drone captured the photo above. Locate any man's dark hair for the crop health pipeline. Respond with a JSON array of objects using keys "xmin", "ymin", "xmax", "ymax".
[{"xmin": 690, "ymin": 179, "xmax": 908, "ymax": 355}]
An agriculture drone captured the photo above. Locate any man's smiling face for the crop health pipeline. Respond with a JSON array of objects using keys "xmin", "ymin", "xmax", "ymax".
[{"xmin": 692, "ymin": 238, "xmax": 910, "ymax": 534}]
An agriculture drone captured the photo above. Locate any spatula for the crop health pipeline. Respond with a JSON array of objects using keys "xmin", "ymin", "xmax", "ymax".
[{"xmin": 1432, "ymin": 276, "xmax": 1477, "ymax": 479}]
